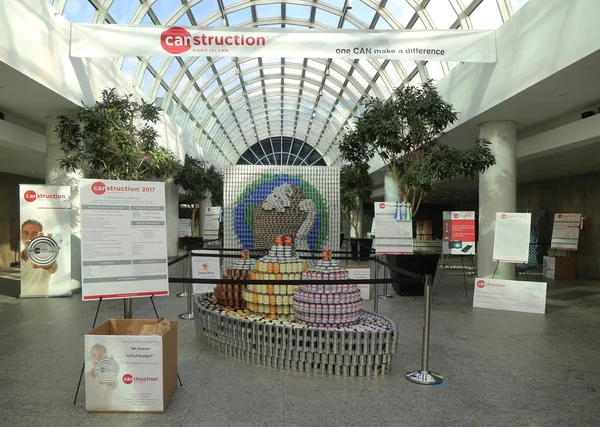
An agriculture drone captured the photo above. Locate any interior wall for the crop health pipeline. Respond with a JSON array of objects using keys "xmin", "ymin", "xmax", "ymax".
[
  {"xmin": 0, "ymin": 172, "xmax": 43, "ymax": 269},
  {"xmin": 517, "ymin": 170, "xmax": 600, "ymax": 279}
]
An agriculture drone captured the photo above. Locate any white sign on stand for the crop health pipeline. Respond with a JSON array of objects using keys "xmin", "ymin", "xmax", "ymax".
[
  {"xmin": 203, "ymin": 207, "xmax": 222, "ymax": 240},
  {"xmin": 178, "ymin": 219, "xmax": 192, "ymax": 237},
  {"xmin": 374, "ymin": 202, "xmax": 413, "ymax": 255},
  {"xmin": 473, "ymin": 277, "xmax": 547, "ymax": 314},
  {"xmin": 551, "ymin": 213, "xmax": 581, "ymax": 251},
  {"xmin": 80, "ymin": 179, "xmax": 169, "ymax": 301},
  {"xmin": 492, "ymin": 213, "xmax": 531, "ymax": 263},
  {"xmin": 191, "ymin": 250, "xmax": 221, "ymax": 294}
]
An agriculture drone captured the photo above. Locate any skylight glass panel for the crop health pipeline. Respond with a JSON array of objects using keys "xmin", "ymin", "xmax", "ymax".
[
  {"xmin": 163, "ymin": 59, "xmax": 180, "ymax": 86},
  {"xmin": 140, "ymin": 13, "xmax": 154, "ymax": 25},
  {"xmin": 384, "ymin": 0, "xmax": 413, "ymax": 27},
  {"xmin": 227, "ymin": 9, "xmax": 252, "ymax": 26},
  {"xmin": 187, "ymin": 57, "xmax": 207, "ymax": 75},
  {"xmin": 256, "ymin": 4, "xmax": 281, "ymax": 18},
  {"xmin": 141, "ymin": 68, "xmax": 155, "ymax": 95},
  {"xmin": 174, "ymin": 74, "xmax": 190, "ymax": 97},
  {"xmin": 240, "ymin": 59, "xmax": 258, "ymax": 70},
  {"xmin": 120, "ymin": 57, "xmax": 139, "ymax": 80},
  {"xmin": 285, "ymin": 4, "xmax": 311, "ymax": 19},
  {"xmin": 148, "ymin": 56, "xmax": 165, "ymax": 71},
  {"xmin": 426, "ymin": 0, "xmax": 457, "ymax": 28},
  {"xmin": 108, "ymin": 0, "xmax": 140, "ymax": 24},
  {"xmin": 342, "ymin": 20, "xmax": 358, "ymax": 29},
  {"xmin": 150, "ymin": 0, "xmax": 174, "ymax": 23},
  {"xmin": 174, "ymin": 13, "xmax": 192, "ymax": 26},
  {"xmin": 314, "ymin": 8, "xmax": 340, "ymax": 27},
  {"xmin": 469, "ymin": 0, "xmax": 503, "ymax": 29},
  {"xmin": 374, "ymin": 17, "xmax": 393, "ymax": 30},
  {"xmin": 352, "ymin": 1, "xmax": 376, "ymax": 25},
  {"xmin": 511, "ymin": 0, "xmax": 529, "ymax": 13},
  {"xmin": 191, "ymin": 0, "xmax": 220, "ymax": 21},
  {"xmin": 63, "ymin": 0, "xmax": 97, "ymax": 23}
]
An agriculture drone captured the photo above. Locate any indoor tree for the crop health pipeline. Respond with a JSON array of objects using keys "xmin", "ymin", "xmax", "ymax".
[
  {"xmin": 340, "ymin": 163, "xmax": 373, "ymax": 238},
  {"xmin": 55, "ymin": 88, "xmax": 180, "ymax": 181},
  {"xmin": 174, "ymin": 154, "xmax": 211, "ymax": 236},
  {"xmin": 339, "ymin": 80, "xmax": 496, "ymax": 217},
  {"xmin": 205, "ymin": 164, "xmax": 224, "ymax": 207}
]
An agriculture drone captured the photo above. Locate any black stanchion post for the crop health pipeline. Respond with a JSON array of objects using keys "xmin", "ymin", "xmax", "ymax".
[
  {"xmin": 178, "ymin": 251, "xmax": 194, "ymax": 320},
  {"xmin": 124, "ymin": 298, "xmax": 132, "ymax": 319},
  {"xmin": 177, "ymin": 246, "xmax": 189, "ymax": 297},
  {"xmin": 406, "ymin": 274, "xmax": 443, "ymax": 385}
]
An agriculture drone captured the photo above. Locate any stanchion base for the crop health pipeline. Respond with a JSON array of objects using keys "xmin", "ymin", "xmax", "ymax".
[
  {"xmin": 178, "ymin": 313, "xmax": 195, "ymax": 320},
  {"xmin": 379, "ymin": 295, "xmax": 394, "ymax": 299},
  {"xmin": 405, "ymin": 370, "xmax": 443, "ymax": 385},
  {"xmin": 176, "ymin": 292, "xmax": 188, "ymax": 298}
]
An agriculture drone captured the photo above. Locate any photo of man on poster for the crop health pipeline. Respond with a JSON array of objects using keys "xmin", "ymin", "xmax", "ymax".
[
  {"xmin": 20, "ymin": 219, "xmax": 58, "ymax": 296},
  {"xmin": 86, "ymin": 344, "xmax": 118, "ymax": 409}
]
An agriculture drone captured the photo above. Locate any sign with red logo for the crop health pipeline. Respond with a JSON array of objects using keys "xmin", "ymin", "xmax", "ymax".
[
  {"xmin": 473, "ymin": 277, "xmax": 546, "ymax": 315},
  {"xmin": 379, "ymin": 203, "xmax": 386, "ymax": 209},
  {"xmin": 373, "ymin": 201, "xmax": 413, "ymax": 255},
  {"xmin": 80, "ymin": 179, "xmax": 168, "ymax": 301},
  {"xmin": 203, "ymin": 206, "xmax": 222, "ymax": 240},
  {"xmin": 492, "ymin": 212, "xmax": 531, "ymax": 264},
  {"xmin": 550, "ymin": 213, "xmax": 581, "ymax": 251},
  {"xmin": 70, "ymin": 24, "xmax": 497, "ymax": 63},
  {"xmin": 19, "ymin": 185, "xmax": 72, "ymax": 298},
  {"xmin": 192, "ymin": 249, "xmax": 221, "ymax": 295},
  {"xmin": 84, "ymin": 330, "xmax": 169, "ymax": 412},
  {"xmin": 442, "ymin": 211, "xmax": 476, "ymax": 255}
]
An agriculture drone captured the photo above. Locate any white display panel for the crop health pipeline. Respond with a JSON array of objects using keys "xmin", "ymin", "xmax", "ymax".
[
  {"xmin": 374, "ymin": 202, "xmax": 413, "ymax": 255},
  {"xmin": 442, "ymin": 211, "xmax": 476, "ymax": 255},
  {"xmin": 191, "ymin": 249, "xmax": 221, "ymax": 295},
  {"xmin": 492, "ymin": 213, "xmax": 531, "ymax": 263},
  {"xmin": 550, "ymin": 213, "xmax": 581, "ymax": 251},
  {"xmin": 203, "ymin": 206, "xmax": 222, "ymax": 240},
  {"xmin": 19, "ymin": 185, "xmax": 72, "ymax": 298},
  {"xmin": 473, "ymin": 278, "xmax": 547, "ymax": 315},
  {"xmin": 178, "ymin": 219, "xmax": 192, "ymax": 237},
  {"xmin": 80, "ymin": 179, "xmax": 169, "ymax": 301}
]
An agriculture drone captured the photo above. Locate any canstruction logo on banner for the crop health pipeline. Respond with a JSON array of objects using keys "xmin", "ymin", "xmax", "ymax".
[
  {"xmin": 24, "ymin": 190, "xmax": 66, "ymax": 202},
  {"xmin": 160, "ymin": 27, "xmax": 266, "ymax": 54},
  {"xmin": 91, "ymin": 181, "xmax": 153, "ymax": 195}
]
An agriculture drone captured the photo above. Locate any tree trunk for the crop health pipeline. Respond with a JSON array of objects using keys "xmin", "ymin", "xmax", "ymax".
[{"xmin": 191, "ymin": 207, "xmax": 197, "ymax": 236}]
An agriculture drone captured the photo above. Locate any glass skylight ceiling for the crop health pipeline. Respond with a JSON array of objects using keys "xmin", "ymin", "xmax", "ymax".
[{"xmin": 50, "ymin": 0, "xmax": 530, "ymax": 167}]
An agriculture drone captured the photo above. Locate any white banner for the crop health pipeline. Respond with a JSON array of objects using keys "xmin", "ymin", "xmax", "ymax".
[
  {"xmin": 192, "ymin": 249, "xmax": 221, "ymax": 295},
  {"xmin": 85, "ymin": 332, "xmax": 163, "ymax": 411},
  {"xmin": 374, "ymin": 202, "xmax": 413, "ymax": 255},
  {"xmin": 19, "ymin": 185, "xmax": 72, "ymax": 298},
  {"xmin": 203, "ymin": 206, "xmax": 222, "ymax": 240},
  {"xmin": 473, "ymin": 278, "xmax": 547, "ymax": 315},
  {"xmin": 80, "ymin": 179, "xmax": 169, "ymax": 301},
  {"xmin": 550, "ymin": 213, "xmax": 581, "ymax": 250},
  {"xmin": 70, "ymin": 25, "xmax": 496, "ymax": 63},
  {"xmin": 492, "ymin": 213, "xmax": 531, "ymax": 263}
]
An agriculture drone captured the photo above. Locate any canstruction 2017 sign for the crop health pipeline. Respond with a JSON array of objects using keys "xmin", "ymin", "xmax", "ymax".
[{"xmin": 70, "ymin": 25, "xmax": 496, "ymax": 62}]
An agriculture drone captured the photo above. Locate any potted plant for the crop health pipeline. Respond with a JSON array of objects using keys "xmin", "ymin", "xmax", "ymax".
[
  {"xmin": 340, "ymin": 163, "xmax": 374, "ymax": 260},
  {"xmin": 56, "ymin": 88, "xmax": 180, "ymax": 182},
  {"xmin": 339, "ymin": 80, "xmax": 496, "ymax": 296},
  {"xmin": 174, "ymin": 154, "xmax": 211, "ymax": 242}
]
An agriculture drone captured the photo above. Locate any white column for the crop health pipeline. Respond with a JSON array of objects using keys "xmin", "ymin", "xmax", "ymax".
[
  {"xmin": 45, "ymin": 115, "xmax": 82, "ymax": 292},
  {"xmin": 165, "ymin": 182, "xmax": 179, "ymax": 257},
  {"xmin": 478, "ymin": 121, "xmax": 518, "ymax": 279},
  {"xmin": 384, "ymin": 171, "xmax": 401, "ymax": 202}
]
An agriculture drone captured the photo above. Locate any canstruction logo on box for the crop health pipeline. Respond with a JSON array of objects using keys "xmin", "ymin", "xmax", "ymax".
[
  {"xmin": 23, "ymin": 189, "xmax": 66, "ymax": 202},
  {"xmin": 122, "ymin": 373, "xmax": 158, "ymax": 385},
  {"xmin": 160, "ymin": 27, "xmax": 267, "ymax": 54}
]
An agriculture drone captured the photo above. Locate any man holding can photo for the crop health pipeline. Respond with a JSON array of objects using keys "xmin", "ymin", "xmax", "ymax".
[{"xmin": 20, "ymin": 219, "xmax": 58, "ymax": 296}]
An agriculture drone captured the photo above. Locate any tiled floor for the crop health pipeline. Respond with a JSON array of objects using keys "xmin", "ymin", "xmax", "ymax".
[{"xmin": 0, "ymin": 264, "xmax": 599, "ymax": 426}]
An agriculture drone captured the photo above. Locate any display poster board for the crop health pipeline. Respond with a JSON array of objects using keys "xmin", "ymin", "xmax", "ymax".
[
  {"xmin": 85, "ymin": 328, "xmax": 164, "ymax": 411},
  {"xmin": 178, "ymin": 219, "xmax": 192, "ymax": 237},
  {"xmin": 343, "ymin": 265, "xmax": 371, "ymax": 300},
  {"xmin": 192, "ymin": 249, "xmax": 221, "ymax": 294},
  {"xmin": 442, "ymin": 211, "xmax": 476, "ymax": 255},
  {"xmin": 19, "ymin": 185, "xmax": 72, "ymax": 298},
  {"xmin": 542, "ymin": 256, "xmax": 556, "ymax": 279},
  {"xmin": 550, "ymin": 213, "xmax": 581, "ymax": 251},
  {"xmin": 374, "ymin": 202, "xmax": 413, "ymax": 255},
  {"xmin": 80, "ymin": 179, "xmax": 169, "ymax": 300},
  {"xmin": 203, "ymin": 206, "xmax": 222, "ymax": 240},
  {"xmin": 492, "ymin": 213, "xmax": 531, "ymax": 263},
  {"xmin": 473, "ymin": 277, "xmax": 547, "ymax": 315}
]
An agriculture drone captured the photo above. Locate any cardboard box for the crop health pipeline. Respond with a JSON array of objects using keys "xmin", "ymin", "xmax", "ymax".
[
  {"xmin": 85, "ymin": 319, "xmax": 177, "ymax": 413},
  {"xmin": 543, "ymin": 256, "xmax": 576, "ymax": 280},
  {"xmin": 341, "ymin": 265, "xmax": 371, "ymax": 300}
]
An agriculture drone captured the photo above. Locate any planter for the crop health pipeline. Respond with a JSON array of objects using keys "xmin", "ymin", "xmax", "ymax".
[
  {"xmin": 389, "ymin": 254, "xmax": 440, "ymax": 296},
  {"xmin": 350, "ymin": 238, "xmax": 373, "ymax": 261}
]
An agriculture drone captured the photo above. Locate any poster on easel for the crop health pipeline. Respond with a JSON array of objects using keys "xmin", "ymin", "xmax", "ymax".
[
  {"xmin": 374, "ymin": 202, "xmax": 413, "ymax": 255},
  {"xmin": 80, "ymin": 179, "xmax": 169, "ymax": 301},
  {"xmin": 203, "ymin": 206, "xmax": 222, "ymax": 240},
  {"xmin": 19, "ymin": 185, "xmax": 72, "ymax": 298},
  {"xmin": 492, "ymin": 212, "xmax": 531, "ymax": 263},
  {"xmin": 191, "ymin": 249, "xmax": 221, "ymax": 294},
  {"xmin": 442, "ymin": 211, "xmax": 476, "ymax": 255},
  {"xmin": 550, "ymin": 213, "xmax": 581, "ymax": 251},
  {"xmin": 178, "ymin": 219, "xmax": 192, "ymax": 237}
]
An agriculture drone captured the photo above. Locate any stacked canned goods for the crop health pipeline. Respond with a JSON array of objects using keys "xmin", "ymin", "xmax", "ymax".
[
  {"xmin": 243, "ymin": 235, "xmax": 308, "ymax": 320},
  {"xmin": 293, "ymin": 253, "xmax": 363, "ymax": 328},
  {"xmin": 215, "ymin": 257, "xmax": 254, "ymax": 309}
]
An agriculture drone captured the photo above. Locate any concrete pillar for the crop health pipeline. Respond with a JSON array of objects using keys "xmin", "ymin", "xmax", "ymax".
[
  {"xmin": 165, "ymin": 182, "xmax": 179, "ymax": 257},
  {"xmin": 478, "ymin": 121, "xmax": 518, "ymax": 279},
  {"xmin": 45, "ymin": 115, "xmax": 82, "ymax": 292},
  {"xmin": 384, "ymin": 171, "xmax": 401, "ymax": 202}
]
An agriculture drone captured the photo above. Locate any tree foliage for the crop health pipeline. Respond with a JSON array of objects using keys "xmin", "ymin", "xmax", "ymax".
[
  {"xmin": 339, "ymin": 80, "xmax": 496, "ymax": 216},
  {"xmin": 340, "ymin": 163, "xmax": 373, "ymax": 238},
  {"xmin": 205, "ymin": 164, "xmax": 224, "ymax": 207},
  {"xmin": 55, "ymin": 88, "xmax": 180, "ymax": 181}
]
